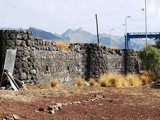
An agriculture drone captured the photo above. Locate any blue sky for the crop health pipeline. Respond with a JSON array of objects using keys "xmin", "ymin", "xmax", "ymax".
[{"xmin": 0, "ymin": 0, "xmax": 160, "ymax": 36}]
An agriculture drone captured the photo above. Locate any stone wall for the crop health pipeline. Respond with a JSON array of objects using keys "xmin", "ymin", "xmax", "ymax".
[
  {"xmin": 0, "ymin": 30, "xmax": 139, "ymax": 84},
  {"xmin": 70, "ymin": 43, "xmax": 139, "ymax": 80}
]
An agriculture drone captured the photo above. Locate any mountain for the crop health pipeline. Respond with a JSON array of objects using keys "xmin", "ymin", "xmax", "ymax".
[
  {"xmin": 99, "ymin": 33, "xmax": 124, "ymax": 47},
  {"xmin": 0, "ymin": 27, "xmax": 155, "ymax": 50},
  {"xmin": 61, "ymin": 28, "xmax": 125, "ymax": 48},
  {"xmin": 61, "ymin": 28, "xmax": 97, "ymax": 43},
  {"xmin": 60, "ymin": 28, "xmax": 155, "ymax": 50},
  {"xmin": 27, "ymin": 27, "xmax": 61, "ymax": 40}
]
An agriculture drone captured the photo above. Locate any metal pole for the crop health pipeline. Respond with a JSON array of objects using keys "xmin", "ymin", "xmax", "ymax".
[
  {"xmin": 125, "ymin": 17, "xmax": 127, "ymax": 49},
  {"xmin": 95, "ymin": 14, "xmax": 100, "ymax": 44},
  {"xmin": 145, "ymin": 0, "xmax": 148, "ymax": 46},
  {"xmin": 109, "ymin": 29, "xmax": 114, "ymax": 46},
  {"xmin": 125, "ymin": 16, "xmax": 131, "ymax": 49},
  {"xmin": 124, "ymin": 16, "xmax": 131, "ymax": 75}
]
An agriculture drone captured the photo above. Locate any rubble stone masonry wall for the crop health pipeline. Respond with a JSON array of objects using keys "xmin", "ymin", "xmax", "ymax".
[{"xmin": 0, "ymin": 30, "xmax": 139, "ymax": 84}]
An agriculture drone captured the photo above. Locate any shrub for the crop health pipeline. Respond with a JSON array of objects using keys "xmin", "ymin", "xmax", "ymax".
[
  {"xmin": 50, "ymin": 79, "xmax": 59, "ymax": 87},
  {"xmin": 55, "ymin": 41, "xmax": 69, "ymax": 51},
  {"xmin": 75, "ymin": 76, "xmax": 84, "ymax": 87},
  {"xmin": 139, "ymin": 46, "xmax": 160, "ymax": 79},
  {"xmin": 150, "ymin": 72, "xmax": 157, "ymax": 81},
  {"xmin": 125, "ymin": 74, "xmax": 142, "ymax": 87},
  {"xmin": 89, "ymin": 78, "xmax": 96, "ymax": 86}
]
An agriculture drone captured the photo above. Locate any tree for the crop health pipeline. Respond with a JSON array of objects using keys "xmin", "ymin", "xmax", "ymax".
[
  {"xmin": 139, "ymin": 45, "xmax": 160, "ymax": 78},
  {"xmin": 155, "ymin": 39, "xmax": 160, "ymax": 48}
]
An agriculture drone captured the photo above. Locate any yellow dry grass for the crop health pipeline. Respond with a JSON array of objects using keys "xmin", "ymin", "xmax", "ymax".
[
  {"xmin": 88, "ymin": 78, "xmax": 96, "ymax": 86},
  {"xmin": 99, "ymin": 73, "xmax": 124, "ymax": 87},
  {"xmin": 139, "ymin": 70, "xmax": 156, "ymax": 81},
  {"xmin": 99, "ymin": 72, "xmax": 153, "ymax": 88},
  {"xmin": 55, "ymin": 41, "xmax": 70, "ymax": 51},
  {"xmin": 107, "ymin": 45, "xmax": 119, "ymax": 49},
  {"xmin": 139, "ymin": 75, "xmax": 152, "ymax": 85},
  {"xmin": 75, "ymin": 76, "xmax": 84, "ymax": 87},
  {"xmin": 139, "ymin": 70, "xmax": 149, "ymax": 76},
  {"xmin": 50, "ymin": 79, "xmax": 59, "ymax": 87},
  {"xmin": 125, "ymin": 74, "xmax": 142, "ymax": 87}
]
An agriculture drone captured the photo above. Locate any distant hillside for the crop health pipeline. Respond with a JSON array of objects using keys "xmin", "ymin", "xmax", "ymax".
[
  {"xmin": 27, "ymin": 27, "xmax": 61, "ymax": 40},
  {"xmin": 60, "ymin": 28, "xmax": 155, "ymax": 50},
  {"xmin": 0, "ymin": 27, "xmax": 155, "ymax": 50},
  {"xmin": 61, "ymin": 28, "xmax": 97, "ymax": 43},
  {"xmin": 60, "ymin": 28, "xmax": 124, "ymax": 48}
]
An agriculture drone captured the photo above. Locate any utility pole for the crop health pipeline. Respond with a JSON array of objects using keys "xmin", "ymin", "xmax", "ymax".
[
  {"xmin": 95, "ymin": 14, "xmax": 100, "ymax": 44},
  {"xmin": 109, "ymin": 28, "xmax": 114, "ymax": 45},
  {"xmin": 125, "ymin": 16, "xmax": 131, "ymax": 49},
  {"xmin": 144, "ymin": 0, "xmax": 148, "ymax": 46}
]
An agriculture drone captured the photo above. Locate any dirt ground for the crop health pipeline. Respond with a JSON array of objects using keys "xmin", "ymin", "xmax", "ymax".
[{"xmin": 0, "ymin": 85, "xmax": 160, "ymax": 120}]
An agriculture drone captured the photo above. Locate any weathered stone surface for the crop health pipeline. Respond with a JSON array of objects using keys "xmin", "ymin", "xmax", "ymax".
[
  {"xmin": 17, "ymin": 33, "xmax": 22, "ymax": 39},
  {"xmin": 0, "ymin": 30, "xmax": 139, "ymax": 84},
  {"xmin": 6, "ymin": 40, "xmax": 15, "ymax": 47},
  {"xmin": 30, "ymin": 69, "xmax": 36, "ymax": 74},
  {"xmin": 10, "ymin": 33, "xmax": 16, "ymax": 40},
  {"xmin": 16, "ymin": 40, "xmax": 23, "ymax": 46},
  {"xmin": 22, "ymin": 34, "xmax": 28, "ymax": 40},
  {"xmin": 20, "ymin": 73, "xmax": 27, "ymax": 80}
]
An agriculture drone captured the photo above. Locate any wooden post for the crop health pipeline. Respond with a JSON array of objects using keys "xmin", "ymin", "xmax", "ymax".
[{"xmin": 95, "ymin": 14, "xmax": 100, "ymax": 44}]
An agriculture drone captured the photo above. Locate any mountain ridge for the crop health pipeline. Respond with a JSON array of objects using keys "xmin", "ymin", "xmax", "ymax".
[{"xmin": 0, "ymin": 27, "xmax": 155, "ymax": 50}]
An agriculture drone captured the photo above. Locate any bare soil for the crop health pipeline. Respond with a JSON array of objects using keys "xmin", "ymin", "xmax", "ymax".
[{"xmin": 0, "ymin": 85, "xmax": 160, "ymax": 120}]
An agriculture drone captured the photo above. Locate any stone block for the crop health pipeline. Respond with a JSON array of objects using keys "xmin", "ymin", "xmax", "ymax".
[
  {"xmin": 6, "ymin": 40, "xmax": 15, "ymax": 47},
  {"xmin": 22, "ymin": 34, "xmax": 28, "ymax": 40},
  {"xmin": 10, "ymin": 33, "xmax": 16, "ymax": 40},
  {"xmin": 30, "ymin": 69, "xmax": 37, "ymax": 75},
  {"xmin": 20, "ymin": 73, "xmax": 27, "ymax": 80},
  {"xmin": 17, "ymin": 33, "xmax": 22, "ymax": 39}
]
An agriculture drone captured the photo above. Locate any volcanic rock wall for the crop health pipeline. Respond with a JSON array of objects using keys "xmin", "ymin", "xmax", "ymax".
[
  {"xmin": 0, "ymin": 30, "xmax": 139, "ymax": 84},
  {"xmin": 70, "ymin": 43, "xmax": 139, "ymax": 80}
]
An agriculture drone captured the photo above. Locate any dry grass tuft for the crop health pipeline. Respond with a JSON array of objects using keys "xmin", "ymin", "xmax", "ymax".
[
  {"xmin": 139, "ymin": 70, "xmax": 156, "ymax": 81},
  {"xmin": 99, "ymin": 74, "xmax": 109, "ymax": 87},
  {"xmin": 139, "ymin": 75, "xmax": 152, "ymax": 85},
  {"xmin": 51, "ymin": 79, "xmax": 59, "ymax": 87},
  {"xmin": 89, "ymin": 78, "xmax": 96, "ymax": 86},
  {"xmin": 99, "ymin": 72, "xmax": 152, "ymax": 88},
  {"xmin": 118, "ymin": 75, "xmax": 130, "ymax": 87},
  {"xmin": 107, "ymin": 45, "xmax": 119, "ymax": 49},
  {"xmin": 75, "ymin": 76, "xmax": 84, "ymax": 87},
  {"xmin": 125, "ymin": 74, "xmax": 142, "ymax": 87},
  {"xmin": 99, "ymin": 73, "xmax": 124, "ymax": 87},
  {"xmin": 55, "ymin": 41, "xmax": 70, "ymax": 51},
  {"xmin": 139, "ymin": 70, "xmax": 156, "ymax": 83},
  {"xmin": 139, "ymin": 70, "xmax": 149, "ymax": 76}
]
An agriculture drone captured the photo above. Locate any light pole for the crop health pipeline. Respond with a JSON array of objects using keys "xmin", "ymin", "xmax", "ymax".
[
  {"xmin": 144, "ymin": 0, "xmax": 148, "ymax": 46},
  {"xmin": 125, "ymin": 16, "xmax": 131, "ymax": 49},
  {"xmin": 109, "ymin": 28, "xmax": 114, "ymax": 46}
]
